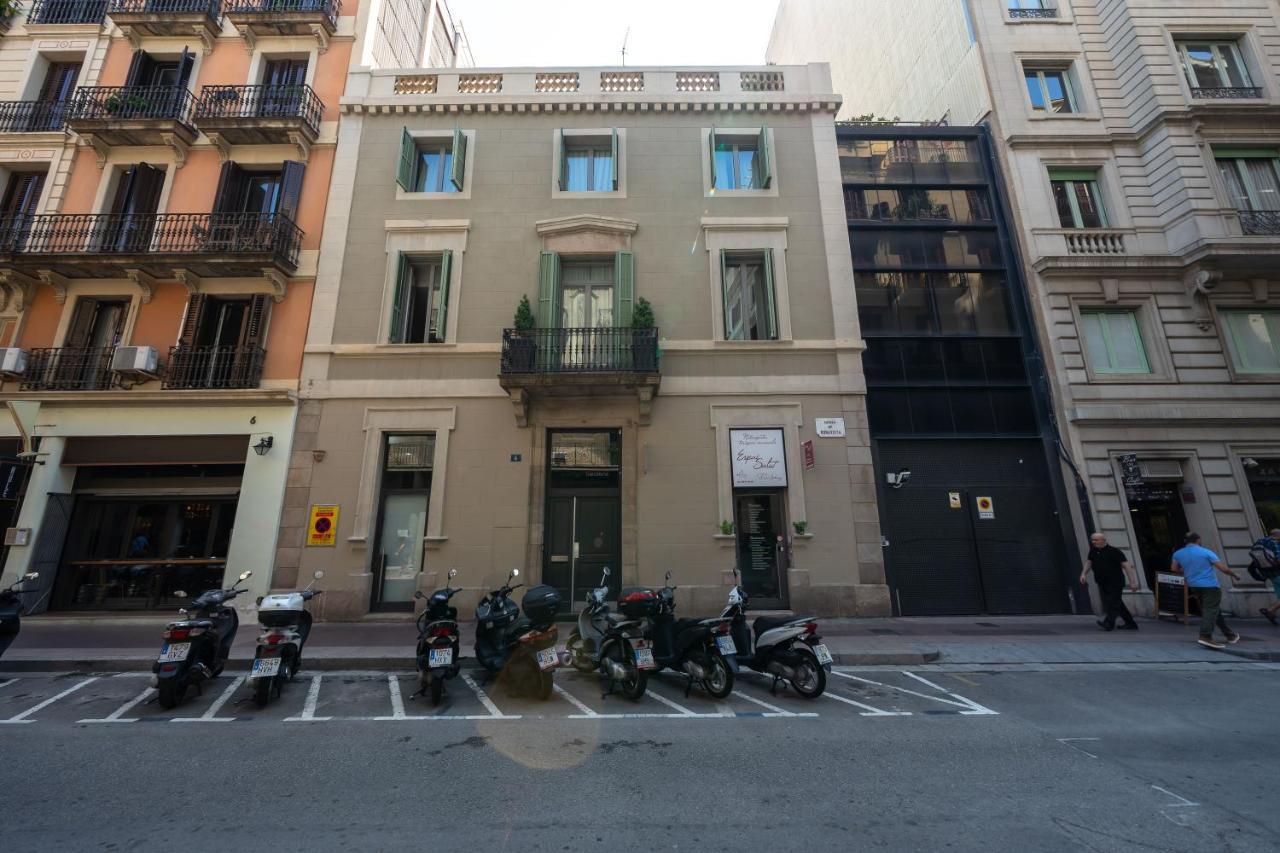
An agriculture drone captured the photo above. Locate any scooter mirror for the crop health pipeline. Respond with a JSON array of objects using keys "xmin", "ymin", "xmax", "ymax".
[
  {"xmin": 665, "ymin": 570, "xmax": 672, "ymax": 582},
  {"xmin": 602, "ymin": 566, "xmax": 610, "ymax": 579},
  {"xmin": 313, "ymin": 570, "xmax": 324, "ymax": 580},
  {"xmin": 414, "ymin": 590, "xmax": 424, "ymax": 599},
  {"xmin": 173, "ymin": 590, "xmax": 187, "ymax": 598},
  {"xmin": 238, "ymin": 570, "xmax": 253, "ymax": 582},
  {"xmin": 510, "ymin": 568, "xmax": 520, "ymax": 579},
  {"xmin": 23, "ymin": 572, "xmax": 38, "ymax": 580},
  {"xmin": 448, "ymin": 568, "xmax": 458, "ymax": 579}
]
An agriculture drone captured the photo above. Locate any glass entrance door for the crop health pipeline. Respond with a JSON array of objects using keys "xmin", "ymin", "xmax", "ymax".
[
  {"xmin": 375, "ymin": 493, "xmax": 428, "ymax": 606},
  {"xmin": 734, "ymin": 491, "xmax": 789, "ymax": 607}
]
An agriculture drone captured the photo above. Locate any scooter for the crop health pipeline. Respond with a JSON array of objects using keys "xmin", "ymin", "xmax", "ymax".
[
  {"xmin": 564, "ymin": 567, "xmax": 652, "ymax": 700},
  {"xmin": 723, "ymin": 568, "xmax": 832, "ymax": 698},
  {"xmin": 0, "ymin": 571, "xmax": 39, "ymax": 661},
  {"xmin": 152, "ymin": 570, "xmax": 252, "ymax": 710},
  {"xmin": 474, "ymin": 569, "xmax": 561, "ymax": 700},
  {"xmin": 249, "ymin": 570, "xmax": 324, "ymax": 707},
  {"xmin": 640, "ymin": 570, "xmax": 735, "ymax": 699},
  {"xmin": 412, "ymin": 568, "xmax": 462, "ymax": 705}
]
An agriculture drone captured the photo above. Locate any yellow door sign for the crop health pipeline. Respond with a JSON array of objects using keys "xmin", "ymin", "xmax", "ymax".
[
  {"xmin": 307, "ymin": 504, "xmax": 339, "ymax": 546},
  {"xmin": 948, "ymin": 492, "xmax": 961, "ymax": 509},
  {"xmin": 976, "ymin": 496, "xmax": 994, "ymax": 520}
]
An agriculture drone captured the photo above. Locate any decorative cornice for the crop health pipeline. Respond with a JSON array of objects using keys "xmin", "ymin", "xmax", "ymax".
[
  {"xmin": 341, "ymin": 99, "xmax": 839, "ymax": 116},
  {"xmin": 701, "ymin": 216, "xmax": 789, "ymax": 232},
  {"xmin": 535, "ymin": 214, "xmax": 638, "ymax": 237}
]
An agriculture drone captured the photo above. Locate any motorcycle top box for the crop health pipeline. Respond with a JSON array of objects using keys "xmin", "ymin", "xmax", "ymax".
[
  {"xmin": 257, "ymin": 596, "xmax": 305, "ymax": 628},
  {"xmin": 476, "ymin": 594, "xmax": 518, "ymax": 628},
  {"xmin": 521, "ymin": 584, "xmax": 561, "ymax": 624},
  {"xmin": 619, "ymin": 587, "xmax": 659, "ymax": 619}
]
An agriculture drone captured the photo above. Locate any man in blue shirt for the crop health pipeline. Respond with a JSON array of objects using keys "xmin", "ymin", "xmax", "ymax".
[{"xmin": 1171, "ymin": 532, "xmax": 1241, "ymax": 651}]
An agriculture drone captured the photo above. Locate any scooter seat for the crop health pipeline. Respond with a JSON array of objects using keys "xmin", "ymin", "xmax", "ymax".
[
  {"xmin": 672, "ymin": 617, "xmax": 707, "ymax": 635},
  {"xmin": 752, "ymin": 615, "xmax": 797, "ymax": 637}
]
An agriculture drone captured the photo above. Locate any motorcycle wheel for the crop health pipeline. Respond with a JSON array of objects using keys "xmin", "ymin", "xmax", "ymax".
[
  {"xmin": 565, "ymin": 629, "xmax": 596, "ymax": 673},
  {"xmin": 429, "ymin": 674, "xmax": 445, "ymax": 706},
  {"xmin": 157, "ymin": 681, "xmax": 181, "ymax": 710},
  {"xmin": 790, "ymin": 650, "xmax": 827, "ymax": 699},
  {"xmin": 605, "ymin": 642, "xmax": 647, "ymax": 701},
  {"xmin": 253, "ymin": 676, "xmax": 271, "ymax": 708},
  {"xmin": 702, "ymin": 651, "xmax": 734, "ymax": 699}
]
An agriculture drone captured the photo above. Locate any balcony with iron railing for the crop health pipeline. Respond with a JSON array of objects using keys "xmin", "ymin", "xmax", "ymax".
[
  {"xmin": 194, "ymin": 84, "xmax": 322, "ymax": 147},
  {"xmin": 224, "ymin": 0, "xmax": 339, "ymax": 41},
  {"xmin": 1238, "ymin": 210, "xmax": 1280, "ymax": 236},
  {"xmin": 19, "ymin": 347, "xmax": 115, "ymax": 391},
  {"xmin": 25, "ymin": 0, "xmax": 108, "ymax": 25},
  {"xmin": 1190, "ymin": 87, "xmax": 1263, "ymax": 100},
  {"xmin": 0, "ymin": 101, "xmax": 70, "ymax": 134},
  {"xmin": 0, "ymin": 211, "xmax": 302, "ymax": 278},
  {"xmin": 163, "ymin": 345, "xmax": 265, "ymax": 389},
  {"xmin": 106, "ymin": 0, "xmax": 221, "ymax": 41},
  {"xmin": 65, "ymin": 85, "xmax": 198, "ymax": 148},
  {"xmin": 1008, "ymin": 7, "xmax": 1058, "ymax": 19}
]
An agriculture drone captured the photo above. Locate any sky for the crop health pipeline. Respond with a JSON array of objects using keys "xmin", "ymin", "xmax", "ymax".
[{"xmin": 444, "ymin": 0, "xmax": 782, "ymax": 68}]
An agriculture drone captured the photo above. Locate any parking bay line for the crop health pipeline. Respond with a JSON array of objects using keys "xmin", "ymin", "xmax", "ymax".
[
  {"xmin": 732, "ymin": 691, "xmax": 818, "ymax": 718},
  {"xmin": 899, "ymin": 671, "xmax": 999, "ymax": 715},
  {"xmin": 459, "ymin": 672, "xmax": 520, "ymax": 720},
  {"xmin": 284, "ymin": 675, "xmax": 332, "ymax": 722},
  {"xmin": 552, "ymin": 683, "xmax": 598, "ymax": 717},
  {"xmin": 0, "ymin": 677, "xmax": 98, "ymax": 724},
  {"xmin": 0, "ymin": 678, "xmax": 17, "ymax": 691},
  {"xmin": 647, "ymin": 682, "xmax": 730, "ymax": 717},
  {"xmin": 79, "ymin": 687, "xmax": 155, "ymax": 723},
  {"xmin": 172, "ymin": 676, "xmax": 244, "ymax": 723},
  {"xmin": 831, "ymin": 671, "xmax": 997, "ymax": 716}
]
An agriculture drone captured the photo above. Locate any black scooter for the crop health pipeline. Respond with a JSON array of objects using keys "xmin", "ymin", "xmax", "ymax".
[
  {"xmin": 640, "ymin": 570, "xmax": 735, "ymax": 699},
  {"xmin": 152, "ymin": 570, "xmax": 252, "ymax": 710},
  {"xmin": 474, "ymin": 569, "xmax": 561, "ymax": 700},
  {"xmin": 0, "ymin": 571, "xmax": 39, "ymax": 661},
  {"xmin": 413, "ymin": 568, "xmax": 462, "ymax": 705}
]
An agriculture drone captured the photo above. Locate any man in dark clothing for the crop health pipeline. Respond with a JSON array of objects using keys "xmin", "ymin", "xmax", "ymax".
[{"xmin": 1079, "ymin": 532, "xmax": 1139, "ymax": 631}]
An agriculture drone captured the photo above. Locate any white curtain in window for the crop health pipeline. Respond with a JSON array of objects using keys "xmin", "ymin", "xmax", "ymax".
[
  {"xmin": 592, "ymin": 152, "xmax": 613, "ymax": 191},
  {"xmin": 1245, "ymin": 159, "xmax": 1280, "ymax": 211},
  {"xmin": 1226, "ymin": 312, "xmax": 1280, "ymax": 372}
]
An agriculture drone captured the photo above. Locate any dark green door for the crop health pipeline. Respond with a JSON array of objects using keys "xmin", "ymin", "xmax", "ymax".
[{"xmin": 543, "ymin": 494, "xmax": 621, "ymax": 609}]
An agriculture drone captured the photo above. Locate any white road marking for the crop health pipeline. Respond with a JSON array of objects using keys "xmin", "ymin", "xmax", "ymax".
[
  {"xmin": 172, "ymin": 676, "xmax": 244, "ymax": 722},
  {"xmin": 831, "ymin": 671, "xmax": 997, "ymax": 715},
  {"xmin": 460, "ymin": 672, "xmax": 514, "ymax": 719},
  {"xmin": 284, "ymin": 675, "xmax": 331, "ymax": 722},
  {"xmin": 386, "ymin": 674, "xmax": 407, "ymax": 720},
  {"xmin": 329, "ymin": 714, "xmax": 523, "ymax": 722},
  {"xmin": 820, "ymin": 689, "xmax": 911, "ymax": 716},
  {"xmin": 900, "ymin": 671, "xmax": 999, "ymax": 715},
  {"xmin": 0, "ymin": 677, "xmax": 98, "ymax": 724},
  {"xmin": 79, "ymin": 688, "xmax": 154, "ymax": 723},
  {"xmin": 1057, "ymin": 737, "xmax": 1101, "ymax": 759},
  {"xmin": 734, "ymin": 691, "xmax": 806, "ymax": 717},
  {"xmin": 552, "ymin": 683, "xmax": 598, "ymax": 717},
  {"xmin": 1151, "ymin": 785, "xmax": 1199, "ymax": 808},
  {"xmin": 0, "ymin": 678, "xmax": 17, "ymax": 690}
]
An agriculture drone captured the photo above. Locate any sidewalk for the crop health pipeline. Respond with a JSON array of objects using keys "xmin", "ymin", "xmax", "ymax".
[{"xmin": 3, "ymin": 613, "xmax": 1279, "ymax": 671}]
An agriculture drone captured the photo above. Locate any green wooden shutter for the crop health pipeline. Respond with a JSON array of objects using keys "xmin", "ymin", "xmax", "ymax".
[
  {"xmin": 389, "ymin": 252, "xmax": 411, "ymax": 342},
  {"xmin": 610, "ymin": 128, "xmax": 619, "ymax": 190},
  {"xmin": 537, "ymin": 251, "xmax": 560, "ymax": 327},
  {"xmin": 762, "ymin": 249, "xmax": 778, "ymax": 340},
  {"xmin": 397, "ymin": 127, "xmax": 416, "ymax": 191},
  {"xmin": 708, "ymin": 125, "xmax": 718, "ymax": 189},
  {"xmin": 757, "ymin": 126, "xmax": 772, "ymax": 188},
  {"xmin": 558, "ymin": 129, "xmax": 568, "ymax": 191},
  {"xmin": 450, "ymin": 128, "xmax": 466, "ymax": 191},
  {"xmin": 1046, "ymin": 167, "xmax": 1098, "ymax": 182},
  {"xmin": 434, "ymin": 249, "xmax": 453, "ymax": 342},
  {"xmin": 614, "ymin": 251, "xmax": 634, "ymax": 327},
  {"xmin": 720, "ymin": 250, "xmax": 735, "ymax": 339}
]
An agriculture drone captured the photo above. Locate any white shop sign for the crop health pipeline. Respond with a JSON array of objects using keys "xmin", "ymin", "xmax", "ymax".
[
  {"xmin": 730, "ymin": 428, "xmax": 788, "ymax": 488},
  {"xmin": 815, "ymin": 417, "xmax": 846, "ymax": 438}
]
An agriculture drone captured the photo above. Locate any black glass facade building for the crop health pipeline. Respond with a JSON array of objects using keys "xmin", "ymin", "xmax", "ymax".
[{"xmin": 839, "ymin": 125, "xmax": 1082, "ymax": 616}]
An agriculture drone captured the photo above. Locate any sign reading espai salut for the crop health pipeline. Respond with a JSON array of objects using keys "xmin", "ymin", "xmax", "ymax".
[
  {"xmin": 730, "ymin": 428, "xmax": 788, "ymax": 488},
  {"xmin": 815, "ymin": 417, "xmax": 846, "ymax": 438}
]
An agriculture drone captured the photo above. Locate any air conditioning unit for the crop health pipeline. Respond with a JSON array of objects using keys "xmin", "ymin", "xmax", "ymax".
[
  {"xmin": 0, "ymin": 347, "xmax": 27, "ymax": 378},
  {"xmin": 110, "ymin": 345, "xmax": 159, "ymax": 378},
  {"xmin": 1139, "ymin": 459, "xmax": 1183, "ymax": 481}
]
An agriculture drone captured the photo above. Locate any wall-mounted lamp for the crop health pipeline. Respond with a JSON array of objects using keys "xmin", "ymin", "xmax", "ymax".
[
  {"xmin": 312, "ymin": 449, "xmax": 327, "ymax": 463},
  {"xmin": 886, "ymin": 469, "xmax": 911, "ymax": 489},
  {"xmin": 253, "ymin": 435, "xmax": 274, "ymax": 456}
]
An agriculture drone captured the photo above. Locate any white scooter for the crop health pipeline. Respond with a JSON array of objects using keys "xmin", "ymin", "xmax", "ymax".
[
  {"xmin": 250, "ymin": 570, "xmax": 324, "ymax": 707},
  {"xmin": 722, "ymin": 567, "xmax": 832, "ymax": 698}
]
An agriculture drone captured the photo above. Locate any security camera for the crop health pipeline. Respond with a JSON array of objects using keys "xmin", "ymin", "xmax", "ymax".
[
  {"xmin": 886, "ymin": 469, "xmax": 912, "ymax": 489},
  {"xmin": 1242, "ymin": 457, "xmax": 1259, "ymax": 469}
]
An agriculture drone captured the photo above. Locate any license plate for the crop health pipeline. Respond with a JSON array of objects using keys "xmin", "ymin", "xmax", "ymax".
[
  {"xmin": 428, "ymin": 647, "xmax": 453, "ymax": 667},
  {"xmin": 250, "ymin": 657, "xmax": 281, "ymax": 679},
  {"xmin": 715, "ymin": 635, "xmax": 737, "ymax": 655},
  {"xmin": 812, "ymin": 643, "xmax": 833, "ymax": 665},
  {"xmin": 158, "ymin": 642, "xmax": 190, "ymax": 663},
  {"xmin": 634, "ymin": 647, "xmax": 656, "ymax": 670},
  {"xmin": 535, "ymin": 647, "xmax": 558, "ymax": 671}
]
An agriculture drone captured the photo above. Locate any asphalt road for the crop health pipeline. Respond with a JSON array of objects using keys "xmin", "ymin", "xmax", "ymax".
[{"xmin": 1, "ymin": 663, "xmax": 1277, "ymax": 852}]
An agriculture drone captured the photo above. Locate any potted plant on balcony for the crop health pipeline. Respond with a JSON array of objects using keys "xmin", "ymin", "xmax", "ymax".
[
  {"xmin": 507, "ymin": 295, "xmax": 537, "ymax": 372},
  {"xmin": 0, "ymin": 0, "xmax": 21, "ymax": 33},
  {"xmin": 631, "ymin": 296, "xmax": 657, "ymax": 371}
]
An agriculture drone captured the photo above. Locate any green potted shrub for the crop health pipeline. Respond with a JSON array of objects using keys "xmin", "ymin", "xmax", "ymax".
[
  {"xmin": 507, "ymin": 295, "xmax": 537, "ymax": 372},
  {"xmin": 0, "ymin": 0, "xmax": 21, "ymax": 32},
  {"xmin": 792, "ymin": 520, "xmax": 808, "ymax": 536},
  {"xmin": 631, "ymin": 296, "xmax": 657, "ymax": 371},
  {"xmin": 719, "ymin": 519, "xmax": 734, "ymax": 535}
]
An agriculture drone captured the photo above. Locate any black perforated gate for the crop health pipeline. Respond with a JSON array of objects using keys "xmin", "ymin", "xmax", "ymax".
[{"xmin": 877, "ymin": 440, "xmax": 1071, "ymax": 616}]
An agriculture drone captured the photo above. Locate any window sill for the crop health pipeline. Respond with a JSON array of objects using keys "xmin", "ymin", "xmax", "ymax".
[
  {"xmin": 706, "ymin": 186, "xmax": 779, "ymax": 199},
  {"xmin": 714, "ymin": 533, "xmax": 736, "ymax": 547},
  {"xmin": 395, "ymin": 188, "xmax": 471, "ymax": 201},
  {"xmin": 713, "ymin": 338, "xmax": 793, "ymax": 348},
  {"xmin": 1006, "ymin": 16, "xmax": 1073, "ymax": 25},
  {"xmin": 375, "ymin": 342, "xmax": 455, "ymax": 351},
  {"xmin": 552, "ymin": 189, "xmax": 627, "ymax": 200},
  {"xmin": 1027, "ymin": 113, "xmax": 1102, "ymax": 122},
  {"xmin": 1084, "ymin": 372, "xmax": 1176, "ymax": 384}
]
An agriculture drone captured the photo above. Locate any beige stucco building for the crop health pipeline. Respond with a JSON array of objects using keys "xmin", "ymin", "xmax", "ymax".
[
  {"xmin": 770, "ymin": 0, "xmax": 1280, "ymax": 617},
  {"xmin": 283, "ymin": 63, "xmax": 887, "ymax": 619}
]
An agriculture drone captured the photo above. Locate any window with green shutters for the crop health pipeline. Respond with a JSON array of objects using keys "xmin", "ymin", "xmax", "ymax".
[
  {"xmin": 1079, "ymin": 309, "xmax": 1150, "ymax": 374},
  {"xmin": 721, "ymin": 249, "xmax": 777, "ymax": 340},
  {"xmin": 710, "ymin": 127, "xmax": 772, "ymax": 190},
  {"xmin": 388, "ymin": 250, "xmax": 451, "ymax": 343},
  {"xmin": 537, "ymin": 251, "xmax": 634, "ymax": 327},
  {"xmin": 558, "ymin": 129, "xmax": 618, "ymax": 192},
  {"xmin": 397, "ymin": 127, "xmax": 467, "ymax": 193},
  {"xmin": 1221, "ymin": 309, "xmax": 1280, "ymax": 374}
]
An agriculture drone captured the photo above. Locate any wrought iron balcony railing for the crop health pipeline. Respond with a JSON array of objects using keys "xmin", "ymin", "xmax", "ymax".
[
  {"xmin": 163, "ymin": 345, "xmax": 265, "ymax": 389},
  {"xmin": 1008, "ymin": 8, "xmax": 1058, "ymax": 19},
  {"xmin": 196, "ymin": 84, "xmax": 322, "ymax": 132},
  {"xmin": 66, "ymin": 85, "xmax": 196, "ymax": 124},
  {"xmin": 0, "ymin": 212, "xmax": 303, "ymax": 267},
  {"xmin": 224, "ymin": 0, "xmax": 339, "ymax": 27},
  {"xmin": 107, "ymin": 0, "xmax": 221, "ymax": 20},
  {"xmin": 1238, "ymin": 210, "xmax": 1280, "ymax": 236},
  {"xmin": 26, "ymin": 0, "xmax": 108, "ymax": 23},
  {"xmin": 20, "ymin": 347, "xmax": 115, "ymax": 391},
  {"xmin": 1190, "ymin": 86, "xmax": 1263, "ymax": 100},
  {"xmin": 0, "ymin": 101, "xmax": 70, "ymax": 133},
  {"xmin": 500, "ymin": 327, "xmax": 660, "ymax": 375}
]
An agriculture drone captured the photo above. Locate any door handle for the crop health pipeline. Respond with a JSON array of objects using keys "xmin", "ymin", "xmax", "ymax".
[{"xmin": 573, "ymin": 542, "xmax": 580, "ymax": 559}]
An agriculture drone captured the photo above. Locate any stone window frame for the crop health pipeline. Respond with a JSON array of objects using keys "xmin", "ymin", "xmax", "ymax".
[
  {"xmin": 1040, "ymin": 159, "xmax": 1128, "ymax": 230},
  {"xmin": 551, "ymin": 127, "xmax": 627, "ymax": 199},
  {"xmin": 348, "ymin": 406, "xmax": 456, "ymax": 549},
  {"xmin": 376, "ymin": 219, "xmax": 469, "ymax": 346},
  {"xmin": 1014, "ymin": 52, "xmax": 1098, "ymax": 121},
  {"xmin": 710, "ymin": 403, "xmax": 807, "ymax": 538},
  {"xmin": 700, "ymin": 126, "xmax": 780, "ymax": 199},
  {"xmin": 395, "ymin": 128, "xmax": 476, "ymax": 200},
  {"xmin": 53, "ymin": 284, "xmax": 142, "ymax": 349},
  {"xmin": 701, "ymin": 217, "xmax": 794, "ymax": 343},
  {"xmin": 1163, "ymin": 25, "xmax": 1272, "ymax": 102},
  {"xmin": 1068, "ymin": 294, "xmax": 1174, "ymax": 384}
]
